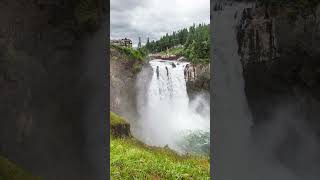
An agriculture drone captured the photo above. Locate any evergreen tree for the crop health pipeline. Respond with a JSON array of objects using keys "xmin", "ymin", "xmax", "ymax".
[
  {"xmin": 138, "ymin": 37, "xmax": 141, "ymax": 49},
  {"xmin": 144, "ymin": 23, "xmax": 210, "ymax": 64}
]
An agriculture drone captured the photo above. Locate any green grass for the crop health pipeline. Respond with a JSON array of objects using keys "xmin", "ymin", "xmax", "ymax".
[
  {"xmin": 110, "ymin": 111, "xmax": 210, "ymax": 179},
  {"xmin": 111, "ymin": 138, "xmax": 210, "ymax": 179},
  {"xmin": 0, "ymin": 156, "xmax": 41, "ymax": 180},
  {"xmin": 110, "ymin": 111, "xmax": 131, "ymax": 138},
  {"xmin": 110, "ymin": 111, "xmax": 127, "ymax": 126}
]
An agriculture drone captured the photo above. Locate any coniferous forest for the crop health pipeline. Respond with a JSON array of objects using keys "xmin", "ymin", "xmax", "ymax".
[{"xmin": 144, "ymin": 23, "xmax": 210, "ymax": 64}]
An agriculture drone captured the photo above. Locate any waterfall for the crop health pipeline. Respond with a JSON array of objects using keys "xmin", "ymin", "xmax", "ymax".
[{"xmin": 135, "ymin": 59, "xmax": 210, "ymax": 154}]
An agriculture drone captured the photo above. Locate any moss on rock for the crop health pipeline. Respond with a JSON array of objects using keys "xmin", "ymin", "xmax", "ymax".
[{"xmin": 110, "ymin": 112, "xmax": 131, "ymax": 138}]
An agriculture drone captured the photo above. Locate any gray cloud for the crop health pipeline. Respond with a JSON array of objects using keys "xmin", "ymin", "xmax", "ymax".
[{"xmin": 111, "ymin": 0, "xmax": 210, "ymax": 47}]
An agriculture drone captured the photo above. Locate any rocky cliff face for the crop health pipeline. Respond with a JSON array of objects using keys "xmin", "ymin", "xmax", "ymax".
[
  {"xmin": 110, "ymin": 47, "xmax": 152, "ymax": 123},
  {"xmin": 184, "ymin": 63, "xmax": 210, "ymax": 98},
  {"xmin": 0, "ymin": 0, "xmax": 107, "ymax": 179},
  {"xmin": 238, "ymin": 3, "xmax": 320, "ymax": 126},
  {"xmin": 237, "ymin": 2, "xmax": 320, "ymax": 176}
]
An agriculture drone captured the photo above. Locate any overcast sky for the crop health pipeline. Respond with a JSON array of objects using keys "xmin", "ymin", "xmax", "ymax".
[{"xmin": 111, "ymin": 0, "xmax": 210, "ymax": 47}]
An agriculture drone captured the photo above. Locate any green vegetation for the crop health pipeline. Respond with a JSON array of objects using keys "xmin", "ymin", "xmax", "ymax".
[
  {"xmin": 110, "ymin": 111, "xmax": 127, "ymax": 125},
  {"xmin": 158, "ymin": 46, "xmax": 184, "ymax": 56},
  {"xmin": 110, "ymin": 112, "xmax": 131, "ymax": 138},
  {"xmin": 111, "ymin": 44, "xmax": 147, "ymax": 62},
  {"xmin": 111, "ymin": 45, "xmax": 147, "ymax": 73},
  {"xmin": 111, "ymin": 138, "xmax": 210, "ymax": 179},
  {"xmin": 110, "ymin": 112, "xmax": 210, "ymax": 179},
  {"xmin": 0, "ymin": 156, "xmax": 41, "ymax": 180},
  {"xmin": 145, "ymin": 24, "xmax": 210, "ymax": 64}
]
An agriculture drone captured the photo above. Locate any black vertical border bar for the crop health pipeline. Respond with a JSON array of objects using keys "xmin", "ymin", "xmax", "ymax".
[
  {"xmin": 106, "ymin": 0, "xmax": 110, "ymax": 178},
  {"xmin": 82, "ymin": 0, "xmax": 110, "ymax": 178},
  {"xmin": 210, "ymin": 0, "xmax": 215, "ymax": 179}
]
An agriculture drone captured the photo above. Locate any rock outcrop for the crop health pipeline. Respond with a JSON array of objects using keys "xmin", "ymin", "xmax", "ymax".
[
  {"xmin": 110, "ymin": 112, "xmax": 131, "ymax": 138},
  {"xmin": 0, "ymin": 1, "xmax": 107, "ymax": 179},
  {"xmin": 110, "ymin": 47, "xmax": 152, "ymax": 123},
  {"xmin": 237, "ymin": 3, "xmax": 320, "ymax": 127},
  {"xmin": 184, "ymin": 63, "xmax": 210, "ymax": 98},
  {"xmin": 237, "ymin": 2, "xmax": 320, "ymax": 176}
]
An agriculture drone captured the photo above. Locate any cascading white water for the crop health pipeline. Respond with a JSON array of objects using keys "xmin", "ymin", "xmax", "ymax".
[{"xmin": 136, "ymin": 59, "xmax": 209, "ymax": 153}]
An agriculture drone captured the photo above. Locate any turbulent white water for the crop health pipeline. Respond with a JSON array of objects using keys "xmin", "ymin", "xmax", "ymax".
[{"xmin": 136, "ymin": 59, "xmax": 209, "ymax": 153}]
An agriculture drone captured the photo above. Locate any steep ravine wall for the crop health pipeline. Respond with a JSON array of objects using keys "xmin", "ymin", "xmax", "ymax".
[
  {"xmin": 184, "ymin": 63, "xmax": 210, "ymax": 98},
  {"xmin": 238, "ymin": 3, "xmax": 320, "ymax": 132},
  {"xmin": 0, "ymin": 0, "xmax": 107, "ymax": 179},
  {"xmin": 237, "ymin": 2, "xmax": 320, "ymax": 178},
  {"xmin": 110, "ymin": 47, "xmax": 152, "ymax": 124}
]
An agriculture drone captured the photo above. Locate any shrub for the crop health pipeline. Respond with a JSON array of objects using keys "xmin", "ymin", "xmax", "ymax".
[{"xmin": 111, "ymin": 45, "xmax": 147, "ymax": 61}]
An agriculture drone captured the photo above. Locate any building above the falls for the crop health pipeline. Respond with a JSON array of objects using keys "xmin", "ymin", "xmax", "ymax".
[{"xmin": 111, "ymin": 38, "xmax": 133, "ymax": 48}]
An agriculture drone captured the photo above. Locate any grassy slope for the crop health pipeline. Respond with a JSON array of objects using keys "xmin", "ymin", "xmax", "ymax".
[
  {"xmin": 110, "ymin": 112, "xmax": 210, "ymax": 179},
  {"xmin": 0, "ymin": 156, "xmax": 41, "ymax": 180},
  {"xmin": 110, "ymin": 111, "xmax": 127, "ymax": 125}
]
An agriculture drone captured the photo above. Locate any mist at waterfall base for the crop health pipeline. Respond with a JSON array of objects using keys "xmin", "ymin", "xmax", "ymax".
[
  {"xmin": 134, "ymin": 59, "xmax": 210, "ymax": 155},
  {"xmin": 213, "ymin": 1, "xmax": 320, "ymax": 180}
]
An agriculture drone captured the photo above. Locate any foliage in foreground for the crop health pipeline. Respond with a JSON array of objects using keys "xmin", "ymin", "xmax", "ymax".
[
  {"xmin": 0, "ymin": 156, "xmax": 41, "ymax": 180},
  {"xmin": 111, "ymin": 138, "xmax": 210, "ymax": 180},
  {"xmin": 110, "ymin": 111, "xmax": 210, "ymax": 179}
]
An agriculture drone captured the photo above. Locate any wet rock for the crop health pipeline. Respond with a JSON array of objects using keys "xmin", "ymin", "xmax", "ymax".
[
  {"xmin": 156, "ymin": 66, "xmax": 159, "ymax": 79},
  {"xmin": 236, "ymin": 3, "xmax": 320, "ymax": 175},
  {"xmin": 184, "ymin": 63, "xmax": 210, "ymax": 98},
  {"xmin": 177, "ymin": 56, "xmax": 187, "ymax": 61},
  {"xmin": 165, "ymin": 66, "xmax": 169, "ymax": 77},
  {"xmin": 111, "ymin": 121, "xmax": 131, "ymax": 138},
  {"xmin": 237, "ymin": 4, "xmax": 320, "ymax": 126}
]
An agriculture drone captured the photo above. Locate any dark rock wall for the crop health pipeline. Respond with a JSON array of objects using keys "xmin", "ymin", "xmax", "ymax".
[
  {"xmin": 238, "ymin": 3, "xmax": 320, "ymax": 128},
  {"xmin": 237, "ymin": 2, "xmax": 320, "ymax": 175},
  {"xmin": 185, "ymin": 63, "xmax": 210, "ymax": 98},
  {"xmin": 0, "ymin": 0, "xmax": 107, "ymax": 179}
]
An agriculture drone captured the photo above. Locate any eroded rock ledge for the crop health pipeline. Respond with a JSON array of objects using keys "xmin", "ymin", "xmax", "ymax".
[{"xmin": 184, "ymin": 63, "xmax": 210, "ymax": 98}]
